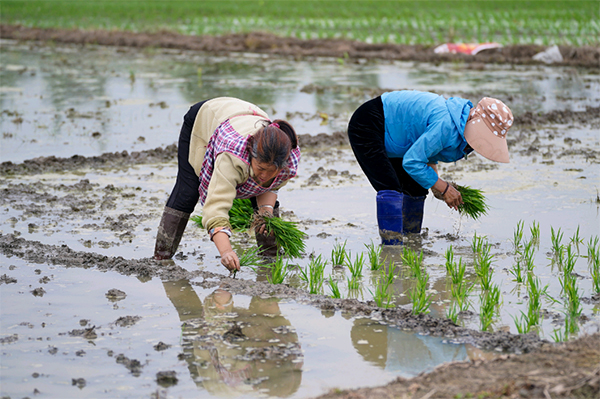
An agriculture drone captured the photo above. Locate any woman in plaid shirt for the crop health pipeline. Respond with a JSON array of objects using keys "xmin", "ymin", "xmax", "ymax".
[{"xmin": 154, "ymin": 97, "xmax": 301, "ymax": 271}]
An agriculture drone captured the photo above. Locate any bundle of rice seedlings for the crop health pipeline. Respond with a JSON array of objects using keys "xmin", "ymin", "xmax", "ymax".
[
  {"xmin": 259, "ymin": 215, "xmax": 307, "ymax": 258},
  {"xmin": 453, "ymin": 183, "xmax": 489, "ymax": 220},
  {"xmin": 191, "ymin": 198, "xmax": 254, "ymax": 231}
]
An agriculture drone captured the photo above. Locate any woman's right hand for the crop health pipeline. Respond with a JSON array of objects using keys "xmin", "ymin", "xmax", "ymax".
[
  {"xmin": 220, "ymin": 249, "xmax": 240, "ymax": 271},
  {"xmin": 443, "ymin": 184, "xmax": 463, "ymax": 211},
  {"xmin": 433, "ymin": 178, "xmax": 463, "ymax": 211}
]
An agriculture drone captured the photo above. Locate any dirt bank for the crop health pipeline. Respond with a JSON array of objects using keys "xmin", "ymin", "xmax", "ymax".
[
  {"xmin": 1, "ymin": 24, "xmax": 599, "ymax": 68},
  {"xmin": 315, "ymin": 332, "xmax": 599, "ymax": 399}
]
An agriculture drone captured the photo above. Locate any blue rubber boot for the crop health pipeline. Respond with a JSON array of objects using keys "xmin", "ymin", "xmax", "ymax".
[
  {"xmin": 376, "ymin": 191, "xmax": 426, "ymax": 245},
  {"xmin": 376, "ymin": 190, "xmax": 404, "ymax": 245},
  {"xmin": 401, "ymin": 193, "xmax": 426, "ymax": 234}
]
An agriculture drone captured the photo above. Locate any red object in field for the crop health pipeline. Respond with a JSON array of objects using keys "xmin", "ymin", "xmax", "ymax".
[{"xmin": 433, "ymin": 43, "xmax": 503, "ymax": 55}]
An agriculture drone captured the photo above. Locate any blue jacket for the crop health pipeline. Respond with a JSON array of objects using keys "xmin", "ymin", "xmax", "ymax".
[{"xmin": 381, "ymin": 90, "xmax": 473, "ymax": 189}]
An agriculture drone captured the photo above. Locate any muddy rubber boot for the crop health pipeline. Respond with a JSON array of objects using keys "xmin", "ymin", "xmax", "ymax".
[
  {"xmin": 154, "ymin": 206, "xmax": 190, "ymax": 260},
  {"xmin": 255, "ymin": 206, "xmax": 280, "ymax": 257},
  {"xmin": 401, "ymin": 194, "xmax": 426, "ymax": 235},
  {"xmin": 376, "ymin": 190, "xmax": 404, "ymax": 245}
]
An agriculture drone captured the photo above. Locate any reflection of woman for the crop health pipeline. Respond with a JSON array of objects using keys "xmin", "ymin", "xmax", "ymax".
[
  {"xmin": 154, "ymin": 97, "xmax": 301, "ymax": 270},
  {"xmin": 347, "ymin": 90, "xmax": 514, "ymax": 242},
  {"xmin": 162, "ymin": 282, "xmax": 303, "ymax": 397}
]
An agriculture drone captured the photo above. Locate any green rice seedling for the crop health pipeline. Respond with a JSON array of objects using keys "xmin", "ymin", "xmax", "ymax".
[
  {"xmin": 261, "ymin": 215, "xmax": 307, "ymax": 258},
  {"xmin": 446, "ymin": 302, "xmax": 459, "ymax": 324},
  {"xmin": 265, "ymin": 255, "xmax": 290, "ymax": 285},
  {"xmin": 448, "ymin": 257, "xmax": 466, "ymax": 287},
  {"xmin": 563, "ymin": 244, "xmax": 578, "ymax": 275},
  {"xmin": 369, "ymin": 280, "xmax": 394, "ymax": 309},
  {"xmin": 551, "ymin": 325, "xmax": 567, "ymax": 343},
  {"xmin": 401, "ymin": 247, "xmax": 423, "ymax": 278},
  {"xmin": 473, "ymin": 240, "xmax": 494, "ymax": 291},
  {"xmin": 526, "ymin": 272, "xmax": 543, "ymax": 328},
  {"xmin": 588, "ymin": 236, "xmax": 600, "ymax": 293},
  {"xmin": 328, "ymin": 276, "xmax": 341, "ymax": 299},
  {"xmin": 347, "ymin": 276, "xmax": 361, "ymax": 291},
  {"xmin": 454, "ymin": 183, "xmax": 489, "ymax": 220},
  {"xmin": 345, "ymin": 252, "xmax": 365, "ymax": 279},
  {"xmin": 190, "ymin": 214, "xmax": 203, "ymax": 228},
  {"xmin": 445, "ymin": 251, "xmax": 472, "ymax": 312},
  {"xmin": 559, "ymin": 268, "xmax": 582, "ymax": 324},
  {"xmin": 523, "ymin": 239, "xmax": 536, "ymax": 272},
  {"xmin": 410, "ymin": 270, "xmax": 431, "ymax": 315},
  {"xmin": 331, "ymin": 240, "xmax": 347, "ymax": 267},
  {"xmin": 513, "ymin": 220, "xmax": 525, "ymax": 252},
  {"xmin": 529, "ymin": 221, "xmax": 540, "ymax": 244},
  {"xmin": 365, "ymin": 240, "xmax": 385, "ymax": 271},
  {"xmin": 570, "ymin": 226, "xmax": 584, "ymax": 253},
  {"xmin": 479, "ymin": 285, "xmax": 501, "ymax": 331},
  {"xmin": 564, "ymin": 312, "xmax": 580, "ymax": 335},
  {"xmin": 587, "ymin": 236, "xmax": 599, "ymax": 261},
  {"xmin": 384, "ymin": 260, "xmax": 398, "ymax": 287},
  {"xmin": 450, "ymin": 281, "xmax": 472, "ymax": 312},
  {"xmin": 238, "ymin": 246, "xmax": 262, "ymax": 268},
  {"xmin": 550, "ymin": 226, "xmax": 564, "ymax": 264},
  {"xmin": 444, "ymin": 245, "xmax": 454, "ymax": 274},
  {"xmin": 369, "ymin": 261, "xmax": 397, "ymax": 308},
  {"xmin": 471, "ymin": 232, "xmax": 487, "ymax": 256},
  {"xmin": 510, "ymin": 256, "xmax": 525, "ymax": 284},
  {"xmin": 513, "ymin": 311, "xmax": 531, "ymax": 334},
  {"xmin": 299, "ymin": 254, "xmax": 327, "ymax": 294}
]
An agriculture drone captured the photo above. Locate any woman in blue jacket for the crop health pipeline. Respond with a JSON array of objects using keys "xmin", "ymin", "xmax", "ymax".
[{"xmin": 347, "ymin": 90, "xmax": 514, "ymax": 244}]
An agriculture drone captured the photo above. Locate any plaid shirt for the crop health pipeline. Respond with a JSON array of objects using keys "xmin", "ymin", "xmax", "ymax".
[{"xmin": 198, "ymin": 119, "xmax": 301, "ymax": 205}]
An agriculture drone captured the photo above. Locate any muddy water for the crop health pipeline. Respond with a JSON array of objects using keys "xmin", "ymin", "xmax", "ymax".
[
  {"xmin": 1, "ymin": 253, "xmax": 479, "ymax": 398},
  {"xmin": 1, "ymin": 39, "xmax": 600, "ymax": 398}
]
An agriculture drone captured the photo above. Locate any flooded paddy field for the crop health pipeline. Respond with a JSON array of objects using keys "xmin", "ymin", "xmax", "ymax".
[{"xmin": 1, "ymin": 37, "xmax": 599, "ymax": 398}]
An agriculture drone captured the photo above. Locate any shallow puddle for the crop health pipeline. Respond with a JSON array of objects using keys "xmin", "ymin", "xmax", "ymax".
[
  {"xmin": 0, "ymin": 254, "xmax": 481, "ymax": 398},
  {"xmin": 1, "ymin": 39, "xmax": 600, "ymax": 398}
]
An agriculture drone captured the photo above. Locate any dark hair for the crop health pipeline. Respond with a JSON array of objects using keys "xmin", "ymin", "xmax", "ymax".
[{"xmin": 247, "ymin": 119, "xmax": 298, "ymax": 169}]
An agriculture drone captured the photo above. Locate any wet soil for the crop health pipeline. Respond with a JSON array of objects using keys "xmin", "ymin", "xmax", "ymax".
[
  {"xmin": 1, "ymin": 25, "xmax": 599, "ymax": 68},
  {"xmin": 1, "ymin": 25, "xmax": 599, "ymax": 399}
]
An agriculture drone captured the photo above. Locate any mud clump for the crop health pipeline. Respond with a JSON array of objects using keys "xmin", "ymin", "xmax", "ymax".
[{"xmin": 156, "ymin": 371, "xmax": 178, "ymax": 387}]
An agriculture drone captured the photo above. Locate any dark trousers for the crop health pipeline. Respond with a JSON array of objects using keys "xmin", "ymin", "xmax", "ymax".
[
  {"xmin": 166, "ymin": 100, "xmax": 208, "ymax": 214},
  {"xmin": 347, "ymin": 96, "xmax": 428, "ymax": 198}
]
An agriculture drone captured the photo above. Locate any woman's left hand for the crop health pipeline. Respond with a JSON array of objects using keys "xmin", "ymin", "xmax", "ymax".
[{"xmin": 255, "ymin": 208, "xmax": 273, "ymax": 235}]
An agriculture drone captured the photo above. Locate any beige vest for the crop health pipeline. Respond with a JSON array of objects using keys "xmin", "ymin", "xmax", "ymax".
[{"xmin": 188, "ymin": 97, "xmax": 270, "ymax": 175}]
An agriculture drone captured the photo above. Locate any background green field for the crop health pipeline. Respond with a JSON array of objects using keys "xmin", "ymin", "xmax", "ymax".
[{"xmin": 1, "ymin": 0, "xmax": 598, "ymax": 46}]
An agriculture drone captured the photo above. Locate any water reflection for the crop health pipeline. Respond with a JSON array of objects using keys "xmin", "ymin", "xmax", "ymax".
[
  {"xmin": 351, "ymin": 318, "xmax": 494, "ymax": 374},
  {"xmin": 163, "ymin": 280, "xmax": 303, "ymax": 397}
]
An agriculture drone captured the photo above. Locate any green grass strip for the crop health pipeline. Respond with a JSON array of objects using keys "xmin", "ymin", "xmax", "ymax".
[{"xmin": 2, "ymin": 1, "xmax": 597, "ymax": 46}]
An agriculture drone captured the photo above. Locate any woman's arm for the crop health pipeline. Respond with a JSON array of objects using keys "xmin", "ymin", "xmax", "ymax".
[
  {"xmin": 254, "ymin": 191, "xmax": 277, "ymax": 235},
  {"xmin": 255, "ymin": 191, "xmax": 277, "ymax": 216},
  {"xmin": 203, "ymin": 154, "xmax": 248, "ymax": 271},
  {"xmin": 428, "ymin": 165, "xmax": 463, "ymax": 210},
  {"xmin": 212, "ymin": 229, "xmax": 239, "ymax": 271}
]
